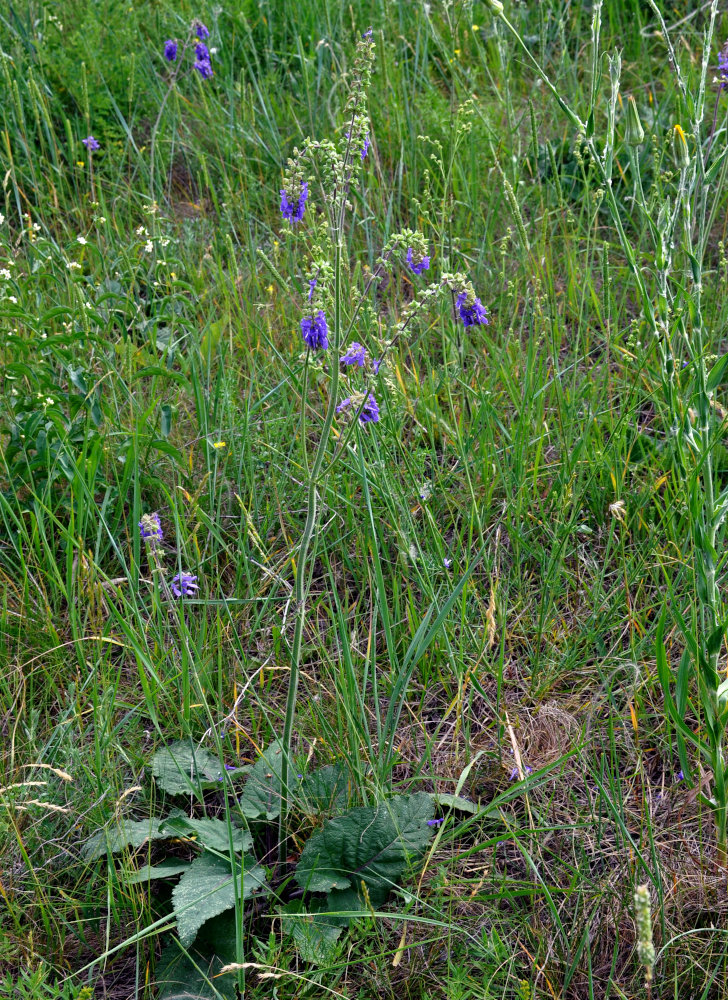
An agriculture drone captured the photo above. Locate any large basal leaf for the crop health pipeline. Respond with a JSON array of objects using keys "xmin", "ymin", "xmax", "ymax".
[
  {"xmin": 297, "ymin": 764, "xmax": 350, "ymax": 816},
  {"xmin": 172, "ymin": 853, "xmax": 268, "ymax": 947},
  {"xmin": 155, "ymin": 913, "xmax": 239, "ymax": 1000},
  {"xmin": 151, "ymin": 741, "xmax": 225, "ymax": 796},
  {"xmin": 159, "ymin": 815, "xmax": 253, "ymax": 854},
  {"xmin": 82, "ymin": 818, "xmax": 165, "ymax": 860},
  {"xmin": 295, "ymin": 792, "xmax": 435, "ymax": 900},
  {"xmin": 238, "ymin": 741, "xmax": 284, "ymax": 820},
  {"xmin": 280, "ymin": 898, "xmax": 346, "ymax": 966}
]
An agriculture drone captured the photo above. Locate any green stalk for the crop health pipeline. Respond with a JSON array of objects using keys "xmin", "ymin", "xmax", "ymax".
[{"xmin": 278, "ymin": 234, "xmax": 342, "ymax": 858}]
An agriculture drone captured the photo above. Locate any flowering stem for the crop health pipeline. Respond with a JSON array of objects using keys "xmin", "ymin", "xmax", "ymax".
[{"xmin": 278, "ymin": 235, "xmax": 343, "ymax": 859}]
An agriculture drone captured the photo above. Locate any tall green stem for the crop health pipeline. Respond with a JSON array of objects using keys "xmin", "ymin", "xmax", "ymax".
[{"xmin": 278, "ymin": 235, "xmax": 342, "ymax": 858}]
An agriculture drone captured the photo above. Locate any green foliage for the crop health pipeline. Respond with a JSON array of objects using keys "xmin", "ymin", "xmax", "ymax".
[
  {"xmin": 150, "ymin": 741, "xmax": 228, "ymax": 796},
  {"xmin": 172, "ymin": 853, "xmax": 267, "ymax": 948},
  {"xmin": 296, "ymin": 792, "xmax": 435, "ymax": 905}
]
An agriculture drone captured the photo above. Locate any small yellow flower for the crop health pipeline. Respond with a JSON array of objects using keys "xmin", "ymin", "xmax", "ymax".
[
  {"xmin": 77, "ymin": 160, "xmax": 85, "ymax": 167},
  {"xmin": 472, "ymin": 24, "xmax": 480, "ymax": 31},
  {"xmin": 170, "ymin": 272, "xmax": 177, "ymax": 281},
  {"xmin": 212, "ymin": 441, "xmax": 227, "ymax": 449},
  {"xmin": 454, "ymin": 48, "xmax": 461, "ymax": 55},
  {"xmin": 267, "ymin": 284, "xmax": 274, "ymax": 294}
]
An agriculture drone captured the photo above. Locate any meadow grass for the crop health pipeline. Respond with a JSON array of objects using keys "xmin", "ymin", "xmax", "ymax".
[{"xmin": 3, "ymin": 0, "xmax": 728, "ymax": 997}]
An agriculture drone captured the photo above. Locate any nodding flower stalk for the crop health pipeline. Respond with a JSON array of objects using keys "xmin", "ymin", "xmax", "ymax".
[{"xmin": 273, "ymin": 33, "xmax": 491, "ymax": 857}]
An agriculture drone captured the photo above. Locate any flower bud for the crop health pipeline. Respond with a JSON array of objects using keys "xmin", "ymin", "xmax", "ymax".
[
  {"xmin": 625, "ymin": 96, "xmax": 645, "ymax": 146},
  {"xmin": 672, "ymin": 124, "xmax": 690, "ymax": 170},
  {"xmin": 486, "ymin": 0, "xmax": 504, "ymax": 11}
]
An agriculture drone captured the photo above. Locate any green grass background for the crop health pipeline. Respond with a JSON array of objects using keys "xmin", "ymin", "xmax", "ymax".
[{"xmin": 2, "ymin": 0, "xmax": 728, "ymax": 997}]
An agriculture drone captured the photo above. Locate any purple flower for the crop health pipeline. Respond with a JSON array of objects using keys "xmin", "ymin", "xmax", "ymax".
[
  {"xmin": 340, "ymin": 341, "xmax": 366, "ymax": 367},
  {"xmin": 676, "ymin": 770, "xmax": 684, "ymax": 782},
  {"xmin": 280, "ymin": 182, "xmax": 309, "ymax": 224},
  {"xmin": 427, "ymin": 818, "xmax": 444, "ymax": 827},
  {"xmin": 194, "ymin": 58, "xmax": 214, "ymax": 79},
  {"xmin": 363, "ymin": 27, "xmax": 373, "ymax": 39},
  {"xmin": 301, "ymin": 310, "xmax": 328, "ymax": 351},
  {"xmin": 443, "ymin": 558, "xmax": 452, "ymax": 569},
  {"xmin": 336, "ymin": 397, "xmax": 352, "ymax": 414},
  {"xmin": 164, "ymin": 40, "xmax": 178, "ymax": 62},
  {"xmin": 360, "ymin": 393, "xmax": 380, "ymax": 424},
  {"xmin": 406, "ymin": 247, "xmax": 430, "ymax": 275},
  {"xmin": 171, "ymin": 572, "xmax": 199, "ymax": 598},
  {"xmin": 195, "ymin": 42, "xmax": 210, "ymax": 60},
  {"xmin": 372, "ymin": 358, "xmax": 382, "ymax": 374},
  {"xmin": 509, "ymin": 764, "xmax": 533, "ymax": 781},
  {"xmin": 361, "ymin": 134, "xmax": 370, "ymax": 160},
  {"xmin": 719, "ymin": 43, "xmax": 728, "ymax": 88},
  {"xmin": 195, "ymin": 21, "xmax": 210, "ymax": 39},
  {"xmin": 82, "ymin": 136, "xmax": 100, "ymax": 151},
  {"xmin": 139, "ymin": 512, "xmax": 163, "ymax": 542},
  {"xmin": 308, "ymin": 278, "xmax": 317, "ymax": 301},
  {"xmin": 456, "ymin": 292, "xmax": 489, "ymax": 327}
]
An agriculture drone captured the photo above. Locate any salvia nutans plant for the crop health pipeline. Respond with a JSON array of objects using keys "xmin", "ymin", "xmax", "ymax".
[
  {"xmin": 490, "ymin": 0, "xmax": 728, "ymax": 867},
  {"xmin": 67, "ymin": 5, "xmax": 728, "ymax": 994},
  {"xmin": 82, "ymin": 24, "xmax": 492, "ymax": 994}
]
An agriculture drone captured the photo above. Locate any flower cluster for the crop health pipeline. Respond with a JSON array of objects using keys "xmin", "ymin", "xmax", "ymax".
[
  {"xmin": 406, "ymin": 246, "xmax": 430, "ymax": 275},
  {"xmin": 280, "ymin": 182, "xmax": 309, "ymax": 224},
  {"xmin": 82, "ymin": 136, "xmax": 100, "ymax": 151},
  {"xmin": 163, "ymin": 19, "xmax": 214, "ymax": 79},
  {"xmin": 336, "ymin": 393, "xmax": 380, "ymax": 424},
  {"xmin": 719, "ymin": 42, "xmax": 728, "ymax": 89},
  {"xmin": 171, "ymin": 572, "xmax": 199, "ymax": 598},
  {"xmin": 301, "ymin": 310, "xmax": 328, "ymax": 350},
  {"xmin": 456, "ymin": 291, "xmax": 489, "ymax": 327},
  {"xmin": 139, "ymin": 511, "xmax": 163, "ymax": 543}
]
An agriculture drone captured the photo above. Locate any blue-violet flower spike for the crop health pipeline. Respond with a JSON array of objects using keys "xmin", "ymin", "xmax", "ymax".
[
  {"xmin": 360, "ymin": 393, "xmax": 380, "ymax": 424},
  {"xmin": 164, "ymin": 40, "xmax": 178, "ymax": 61},
  {"xmin": 196, "ymin": 21, "xmax": 210, "ymax": 39},
  {"xmin": 456, "ymin": 292, "xmax": 489, "ymax": 327},
  {"xmin": 139, "ymin": 512, "xmax": 163, "ymax": 542},
  {"xmin": 406, "ymin": 247, "xmax": 430, "ymax": 275},
  {"xmin": 280, "ymin": 182, "xmax": 308, "ymax": 224},
  {"xmin": 171, "ymin": 572, "xmax": 199, "ymax": 598},
  {"xmin": 82, "ymin": 136, "xmax": 100, "ymax": 151},
  {"xmin": 301, "ymin": 310, "xmax": 328, "ymax": 351},
  {"xmin": 195, "ymin": 42, "xmax": 210, "ymax": 60},
  {"xmin": 195, "ymin": 58, "xmax": 213, "ymax": 78},
  {"xmin": 340, "ymin": 342, "xmax": 366, "ymax": 367}
]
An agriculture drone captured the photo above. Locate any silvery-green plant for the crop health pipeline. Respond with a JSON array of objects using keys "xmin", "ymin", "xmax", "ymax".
[
  {"xmin": 267, "ymin": 28, "xmax": 489, "ymax": 845},
  {"xmin": 486, "ymin": 0, "xmax": 728, "ymax": 863}
]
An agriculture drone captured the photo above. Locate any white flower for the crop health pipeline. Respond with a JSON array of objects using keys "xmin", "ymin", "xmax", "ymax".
[
  {"xmin": 7, "ymin": 295, "xmax": 17, "ymax": 303},
  {"xmin": 0, "ymin": 213, "xmax": 4, "ymax": 224},
  {"xmin": 32, "ymin": 222, "xmax": 41, "ymax": 232},
  {"xmin": 67, "ymin": 261, "xmax": 81, "ymax": 270},
  {"xmin": 77, "ymin": 236, "xmax": 87, "ymax": 245},
  {"xmin": 45, "ymin": 397, "xmax": 54, "ymax": 406},
  {"xmin": 136, "ymin": 226, "xmax": 147, "ymax": 236},
  {"xmin": 0, "ymin": 268, "xmax": 10, "ymax": 280},
  {"xmin": 160, "ymin": 238, "xmax": 170, "ymax": 247},
  {"xmin": 144, "ymin": 240, "xmax": 153, "ymax": 253},
  {"xmin": 97, "ymin": 216, "xmax": 106, "ymax": 223}
]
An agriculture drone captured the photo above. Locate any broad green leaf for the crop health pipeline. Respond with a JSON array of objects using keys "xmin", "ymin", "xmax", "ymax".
[
  {"xmin": 297, "ymin": 764, "xmax": 350, "ymax": 816},
  {"xmin": 238, "ymin": 741, "xmax": 284, "ymax": 820},
  {"xmin": 172, "ymin": 853, "xmax": 267, "ymax": 947},
  {"xmin": 159, "ymin": 816, "xmax": 252, "ymax": 854},
  {"xmin": 152, "ymin": 741, "xmax": 224, "ymax": 796},
  {"xmin": 83, "ymin": 818, "xmax": 165, "ymax": 860},
  {"xmin": 295, "ymin": 793, "xmax": 434, "ymax": 900},
  {"xmin": 280, "ymin": 898, "xmax": 346, "ymax": 965},
  {"xmin": 125, "ymin": 860, "xmax": 192, "ymax": 885},
  {"xmin": 155, "ymin": 912, "xmax": 239, "ymax": 1000}
]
